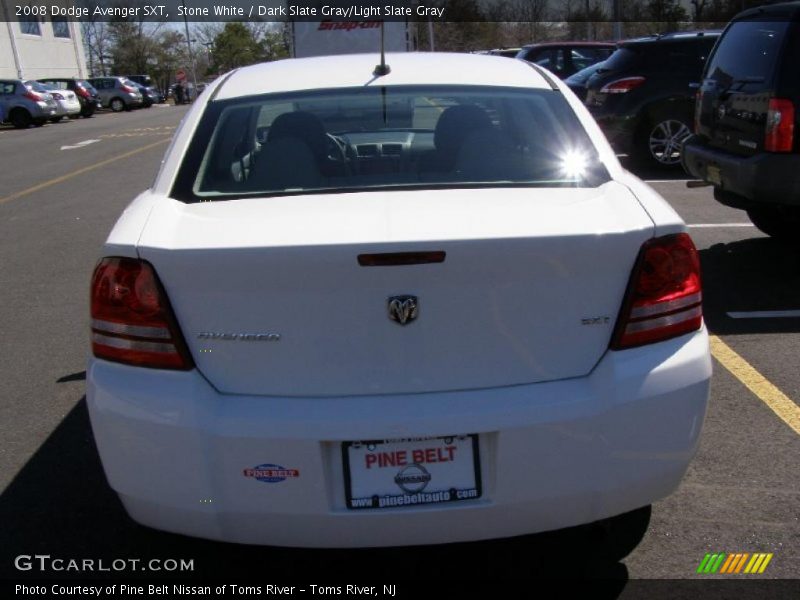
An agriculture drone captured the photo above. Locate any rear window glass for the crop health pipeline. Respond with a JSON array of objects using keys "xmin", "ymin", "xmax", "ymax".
[
  {"xmin": 705, "ymin": 20, "xmax": 790, "ymax": 85},
  {"xmin": 174, "ymin": 85, "xmax": 609, "ymax": 203},
  {"xmin": 602, "ymin": 47, "xmax": 644, "ymax": 72}
]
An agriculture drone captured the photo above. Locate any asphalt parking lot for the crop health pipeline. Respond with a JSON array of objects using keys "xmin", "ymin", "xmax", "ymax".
[{"xmin": 0, "ymin": 106, "xmax": 798, "ymax": 589}]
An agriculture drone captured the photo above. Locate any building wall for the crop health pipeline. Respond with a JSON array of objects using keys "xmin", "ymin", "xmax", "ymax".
[{"xmin": 0, "ymin": 19, "xmax": 87, "ymax": 80}]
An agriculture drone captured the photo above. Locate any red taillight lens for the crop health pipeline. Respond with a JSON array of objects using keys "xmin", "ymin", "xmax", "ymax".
[
  {"xmin": 764, "ymin": 98, "xmax": 795, "ymax": 152},
  {"xmin": 23, "ymin": 90, "xmax": 42, "ymax": 102},
  {"xmin": 90, "ymin": 257, "xmax": 193, "ymax": 369},
  {"xmin": 121, "ymin": 84, "xmax": 135, "ymax": 93},
  {"xmin": 611, "ymin": 233, "xmax": 702, "ymax": 350},
  {"xmin": 600, "ymin": 76, "xmax": 646, "ymax": 94},
  {"xmin": 76, "ymin": 86, "xmax": 91, "ymax": 98}
]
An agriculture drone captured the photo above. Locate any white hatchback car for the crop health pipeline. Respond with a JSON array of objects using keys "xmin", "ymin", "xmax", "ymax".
[{"xmin": 87, "ymin": 53, "xmax": 712, "ymax": 548}]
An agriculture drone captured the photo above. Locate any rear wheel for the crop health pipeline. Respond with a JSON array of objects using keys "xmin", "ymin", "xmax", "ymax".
[
  {"xmin": 635, "ymin": 114, "xmax": 693, "ymax": 169},
  {"xmin": 9, "ymin": 108, "xmax": 32, "ymax": 129},
  {"xmin": 50, "ymin": 116, "xmax": 63, "ymax": 123},
  {"xmin": 110, "ymin": 97, "xmax": 125, "ymax": 112},
  {"xmin": 747, "ymin": 206, "xmax": 800, "ymax": 240}
]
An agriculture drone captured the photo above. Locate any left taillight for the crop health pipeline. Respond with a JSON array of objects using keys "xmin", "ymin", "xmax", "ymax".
[
  {"xmin": 611, "ymin": 233, "xmax": 703, "ymax": 350},
  {"xmin": 90, "ymin": 257, "xmax": 194, "ymax": 370},
  {"xmin": 599, "ymin": 76, "xmax": 646, "ymax": 94}
]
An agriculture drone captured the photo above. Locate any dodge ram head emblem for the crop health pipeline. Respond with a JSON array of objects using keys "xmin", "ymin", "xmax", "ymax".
[{"xmin": 388, "ymin": 296, "xmax": 418, "ymax": 325}]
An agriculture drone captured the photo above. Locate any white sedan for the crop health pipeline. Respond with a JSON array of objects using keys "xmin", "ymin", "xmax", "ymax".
[
  {"xmin": 27, "ymin": 81, "xmax": 81, "ymax": 121},
  {"xmin": 87, "ymin": 53, "xmax": 711, "ymax": 549}
]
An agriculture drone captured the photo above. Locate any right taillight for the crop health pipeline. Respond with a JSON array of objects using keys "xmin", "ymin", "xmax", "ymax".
[
  {"xmin": 90, "ymin": 257, "xmax": 193, "ymax": 370},
  {"xmin": 764, "ymin": 98, "xmax": 795, "ymax": 152},
  {"xmin": 121, "ymin": 84, "xmax": 135, "ymax": 93},
  {"xmin": 611, "ymin": 233, "xmax": 702, "ymax": 350},
  {"xmin": 23, "ymin": 90, "xmax": 42, "ymax": 102},
  {"xmin": 600, "ymin": 76, "xmax": 646, "ymax": 94}
]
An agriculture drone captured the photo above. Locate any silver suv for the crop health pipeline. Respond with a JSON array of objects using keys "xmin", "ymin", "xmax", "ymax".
[
  {"xmin": 87, "ymin": 76, "xmax": 143, "ymax": 112},
  {"xmin": 0, "ymin": 79, "xmax": 59, "ymax": 128}
]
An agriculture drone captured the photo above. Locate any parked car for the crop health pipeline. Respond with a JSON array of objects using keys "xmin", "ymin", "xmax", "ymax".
[
  {"xmin": 27, "ymin": 80, "xmax": 80, "ymax": 122},
  {"xmin": 130, "ymin": 82, "xmax": 159, "ymax": 108},
  {"xmin": 87, "ymin": 76, "xmax": 143, "ymax": 112},
  {"xmin": 128, "ymin": 75, "xmax": 166, "ymax": 103},
  {"xmin": 565, "ymin": 60, "xmax": 607, "ymax": 103},
  {"xmin": 483, "ymin": 47, "xmax": 522, "ymax": 58},
  {"xmin": 682, "ymin": 2, "xmax": 800, "ymax": 239},
  {"xmin": 585, "ymin": 31, "xmax": 720, "ymax": 168},
  {"xmin": 87, "ymin": 54, "xmax": 711, "ymax": 550},
  {"xmin": 516, "ymin": 42, "xmax": 616, "ymax": 78},
  {"xmin": 38, "ymin": 77, "xmax": 102, "ymax": 118},
  {"xmin": 127, "ymin": 74, "xmax": 154, "ymax": 88},
  {"xmin": 0, "ymin": 79, "xmax": 58, "ymax": 128}
]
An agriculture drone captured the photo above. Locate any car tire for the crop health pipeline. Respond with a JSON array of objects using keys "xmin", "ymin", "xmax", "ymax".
[
  {"xmin": 747, "ymin": 206, "xmax": 800, "ymax": 240},
  {"xmin": 33, "ymin": 119, "xmax": 46, "ymax": 127},
  {"xmin": 9, "ymin": 108, "xmax": 32, "ymax": 129},
  {"xmin": 110, "ymin": 97, "xmax": 125, "ymax": 112},
  {"xmin": 50, "ymin": 116, "xmax": 63, "ymax": 123},
  {"xmin": 635, "ymin": 114, "xmax": 693, "ymax": 169}
]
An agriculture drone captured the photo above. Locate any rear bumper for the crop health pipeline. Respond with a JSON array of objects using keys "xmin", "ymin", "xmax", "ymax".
[
  {"xmin": 683, "ymin": 136, "xmax": 800, "ymax": 208},
  {"xmin": 87, "ymin": 329, "xmax": 711, "ymax": 547}
]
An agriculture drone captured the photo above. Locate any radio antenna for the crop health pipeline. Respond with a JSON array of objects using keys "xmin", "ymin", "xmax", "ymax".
[{"xmin": 373, "ymin": 21, "xmax": 391, "ymax": 76}]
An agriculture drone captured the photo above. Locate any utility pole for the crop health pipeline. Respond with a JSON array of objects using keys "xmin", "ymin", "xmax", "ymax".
[
  {"xmin": 180, "ymin": 0, "xmax": 198, "ymax": 100},
  {"xmin": 585, "ymin": 0, "xmax": 591, "ymax": 40},
  {"xmin": 613, "ymin": 0, "xmax": 623, "ymax": 41}
]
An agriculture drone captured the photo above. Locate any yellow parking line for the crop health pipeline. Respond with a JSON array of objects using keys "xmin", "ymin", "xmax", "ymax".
[
  {"xmin": 0, "ymin": 139, "xmax": 170, "ymax": 206},
  {"xmin": 710, "ymin": 335, "xmax": 800, "ymax": 436}
]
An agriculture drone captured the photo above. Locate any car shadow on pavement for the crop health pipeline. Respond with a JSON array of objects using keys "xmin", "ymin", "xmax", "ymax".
[
  {"xmin": 619, "ymin": 157, "xmax": 692, "ymax": 181},
  {"xmin": 700, "ymin": 237, "xmax": 800, "ymax": 335},
  {"xmin": 0, "ymin": 398, "xmax": 637, "ymax": 591}
]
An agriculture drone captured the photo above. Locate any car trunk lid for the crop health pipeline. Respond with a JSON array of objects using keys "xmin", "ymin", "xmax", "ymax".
[{"xmin": 137, "ymin": 185, "xmax": 654, "ymax": 396}]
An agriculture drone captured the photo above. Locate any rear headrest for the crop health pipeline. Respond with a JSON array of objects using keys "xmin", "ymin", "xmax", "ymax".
[
  {"xmin": 434, "ymin": 105, "xmax": 493, "ymax": 155},
  {"xmin": 268, "ymin": 111, "xmax": 328, "ymax": 161}
]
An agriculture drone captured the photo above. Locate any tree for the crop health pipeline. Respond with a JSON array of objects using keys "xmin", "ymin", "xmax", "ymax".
[
  {"xmin": 82, "ymin": 20, "xmax": 113, "ymax": 76},
  {"xmin": 212, "ymin": 22, "xmax": 267, "ymax": 71},
  {"xmin": 646, "ymin": 0, "xmax": 688, "ymax": 22}
]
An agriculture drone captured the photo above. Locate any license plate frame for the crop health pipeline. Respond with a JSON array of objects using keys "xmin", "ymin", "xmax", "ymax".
[{"xmin": 342, "ymin": 435, "xmax": 482, "ymax": 510}]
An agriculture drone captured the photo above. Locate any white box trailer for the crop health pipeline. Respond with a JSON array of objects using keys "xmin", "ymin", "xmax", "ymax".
[{"xmin": 291, "ymin": 20, "xmax": 414, "ymax": 58}]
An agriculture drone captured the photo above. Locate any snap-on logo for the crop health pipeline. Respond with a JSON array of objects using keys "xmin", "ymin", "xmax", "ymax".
[{"xmin": 243, "ymin": 464, "xmax": 300, "ymax": 483}]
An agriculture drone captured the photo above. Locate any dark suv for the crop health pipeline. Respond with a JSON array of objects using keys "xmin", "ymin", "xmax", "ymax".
[
  {"xmin": 585, "ymin": 31, "xmax": 720, "ymax": 168},
  {"xmin": 682, "ymin": 2, "xmax": 800, "ymax": 239}
]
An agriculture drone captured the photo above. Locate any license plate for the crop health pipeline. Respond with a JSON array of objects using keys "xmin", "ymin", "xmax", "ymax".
[
  {"xmin": 343, "ymin": 435, "xmax": 481, "ymax": 510},
  {"xmin": 707, "ymin": 164, "xmax": 722, "ymax": 186}
]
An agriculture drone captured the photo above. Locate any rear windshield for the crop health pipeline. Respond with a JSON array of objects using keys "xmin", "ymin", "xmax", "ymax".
[
  {"xmin": 601, "ymin": 47, "xmax": 644, "ymax": 72},
  {"xmin": 173, "ymin": 85, "xmax": 609, "ymax": 202},
  {"xmin": 705, "ymin": 20, "xmax": 790, "ymax": 85}
]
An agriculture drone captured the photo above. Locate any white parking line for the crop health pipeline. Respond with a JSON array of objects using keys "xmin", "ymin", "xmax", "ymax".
[
  {"xmin": 727, "ymin": 310, "xmax": 800, "ymax": 319},
  {"xmin": 60, "ymin": 139, "xmax": 100, "ymax": 151},
  {"xmin": 687, "ymin": 223, "xmax": 754, "ymax": 228}
]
